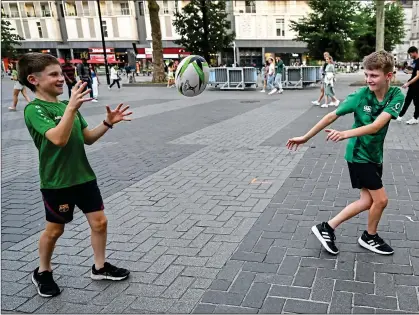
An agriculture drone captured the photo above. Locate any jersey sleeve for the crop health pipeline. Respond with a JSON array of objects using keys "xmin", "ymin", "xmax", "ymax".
[
  {"xmin": 383, "ymin": 88, "xmax": 405, "ymax": 119},
  {"xmin": 24, "ymin": 104, "xmax": 56, "ymax": 136},
  {"xmin": 77, "ymin": 112, "xmax": 88, "ymax": 129},
  {"xmin": 335, "ymin": 88, "xmax": 366, "ymax": 116}
]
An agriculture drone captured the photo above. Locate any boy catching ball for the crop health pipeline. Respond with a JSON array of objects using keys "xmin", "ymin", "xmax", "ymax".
[
  {"xmin": 287, "ymin": 51, "xmax": 405, "ymax": 256},
  {"xmin": 19, "ymin": 53, "xmax": 132, "ymax": 297}
]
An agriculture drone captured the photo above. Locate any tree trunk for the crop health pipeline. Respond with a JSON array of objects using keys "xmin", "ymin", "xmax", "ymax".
[
  {"xmin": 200, "ymin": 0, "xmax": 210, "ymax": 62},
  {"xmin": 147, "ymin": 0, "xmax": 165, "ymax": 83},
  {"xmin": 375, "ymin": 0, "xmax": 385, "ymax": 51}
]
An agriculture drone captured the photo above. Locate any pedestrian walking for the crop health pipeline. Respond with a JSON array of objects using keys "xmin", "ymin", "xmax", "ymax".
[
  {"xmin": 9, "ymin": 63, "xmax": 31, "ymax": 111},
  {"xmin": 89, "ymin": 64, "xmax": 100, "ymax": 100},
  {"xmin": 62, "ymin": 57, "xmax": 76, "ymax": 98},
  {"xmin": 312, "ymin": 52, "xmax": 330, "ymax": 106},
  {"xmin": 19, "ymin": 52, "xmax": 132, "ymax": 298},
  {"xmin": 269, "ymin": 56, "xmax": 284, "ymax": 95},
  {"xmin": 321, "ymin": 56, "xmax": 340, "ymax": 108},
  {"xmin": 77, "ymin": 59, "xmax": 97, "ymax": 102},
  {"xmin": 108, "ymin": 65, "xmax": 121, "ymax": 90},
  {"xmin": 287, "ymin": 50, "xmax": 404, "ymax": 256},
  {"xmin": 397, "ymin": 46, "xmax": 419, "ymax": 124}
]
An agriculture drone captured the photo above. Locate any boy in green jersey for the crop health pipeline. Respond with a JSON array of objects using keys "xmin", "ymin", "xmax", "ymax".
[
  {"xmin": 19, "ymin": 53, "xmax": 132, "ymax": 297},
  {"xmin": 287, "ymin": 51, "xmax": 405, "ymax": 256}
]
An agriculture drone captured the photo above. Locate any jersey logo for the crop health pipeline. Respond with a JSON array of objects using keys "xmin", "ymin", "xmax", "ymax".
[
  {"xmin": 391, "ymin": 102, "xmax": 401, "ymax": 111},
  {"xmin": 363, "ymin": 105, "xmax": 372, "ymax": 113},
  {"xmin": 54, "ymin": 116, "xmax": 62, "ymax": 120}
]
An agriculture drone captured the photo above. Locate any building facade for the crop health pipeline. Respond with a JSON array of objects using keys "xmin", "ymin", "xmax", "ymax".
[
  {"xmin": 392, "ymin": 0, "xmax": 413, "ymax": 64},
  {"xmin": 411, "ymin": 0, "xmax": 419, "ymax": 49}
]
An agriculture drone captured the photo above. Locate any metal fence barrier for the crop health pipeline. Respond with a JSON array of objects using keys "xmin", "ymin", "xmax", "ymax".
[
  {"xmin": 208, "ymin": 66, "xmax": 322, "ymax": 90},
  {"xmin": 208, "ymin": 67, "xmax": 258, "ymax": 90}
]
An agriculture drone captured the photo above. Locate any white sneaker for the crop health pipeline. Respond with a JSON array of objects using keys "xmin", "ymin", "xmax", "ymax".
[
  {"xmin": 396, "ymin": 117, "xmax": 403, "ymax": 122},
  {"xmin": 278, "ymin": 89, "xmax": 284, "ymax": 94},
  {"xmin": 321, "ymin": 104, "xmax": 329, "ymax": 108},
  {"xmin": 333, "ymin": 100, "xmax": 340, "ymax": 107},
  {"xmin": 260, "ymin": 90, "xmax": 265, "ymax": 93},
  {"xmin": 312, "ymin": 101, "xmax": 320, "ymax": 106},
  {"xmin": 406, "ymin": 118, "xmax": 418, "ymax": 125},
  {"xmin": 268, "ymin": 88, "xmax": 278, "ymax": 95},
  {"xmin": 92, "ymin": 99, "xmax": 98, "ymax": 103}
]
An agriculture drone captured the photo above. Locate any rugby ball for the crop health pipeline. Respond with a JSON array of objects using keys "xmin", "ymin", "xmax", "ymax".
[{"xmin": 175, "ymin": 55, "xmax": 209, "ymax": 97}]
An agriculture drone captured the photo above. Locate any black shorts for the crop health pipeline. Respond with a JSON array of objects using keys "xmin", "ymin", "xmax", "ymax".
[
  {"xmin": 348, "ymin": 162, "xmax": 383, "ymax": 190},
  {"xmin": 41, "ymin": 180, "xmax": 104, "ymax": 224}
]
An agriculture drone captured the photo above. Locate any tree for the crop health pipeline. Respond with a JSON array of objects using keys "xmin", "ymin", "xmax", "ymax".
[
  {"xmin": 289, "ymin": 0, "xmax": 360, "ymax": 61},
  {"xmin": 376, "ymin": 0, "xmax": 385, "ymax": 51},
  {"xmin": 1, "ymin": 12, "xmax": 24, "ymax": 58},
  {"xmin": 353, "ymin": 1, "xmax": 405, "ymax": 57},
  {"xmin": 173, "ymin": 0, "xmax": 235, "ymax": 64},
  {"xmin": 147, "ymin": 0, "xmax": 165, "ymax": 83}
]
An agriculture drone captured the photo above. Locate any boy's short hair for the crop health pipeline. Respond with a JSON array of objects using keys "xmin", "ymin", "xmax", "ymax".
[
  {"xmin": 407, "ymin": 46, "xmax": 418, "ymax": 54},
  {"xmin": 363, "ymin": 50, "xmax": 394, "ymax": 74},
  {"xmin": 18, "ymin": 53, "xmax": 60, "ymax": 92}
]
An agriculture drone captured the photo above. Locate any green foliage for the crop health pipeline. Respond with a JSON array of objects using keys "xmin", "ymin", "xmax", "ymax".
[
  {"xmin": 289, "ymin": 0, "xmax": 361, "ymax": 61},
  {"xmin": 1, "ymin": 12, "xmax": 24, "ymax": 58},
  {"xmin": 173, "ymin": 0, "xmax": 235, "ymax": 62},
  {"xmin": 353, "ymin": 1, "xmax": 405, "ymax": 58}
]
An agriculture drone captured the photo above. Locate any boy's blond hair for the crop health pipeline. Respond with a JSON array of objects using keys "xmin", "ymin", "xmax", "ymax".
[{"xmin": 363, "ymin": 50, "xmax": 394, "ymax": 75}]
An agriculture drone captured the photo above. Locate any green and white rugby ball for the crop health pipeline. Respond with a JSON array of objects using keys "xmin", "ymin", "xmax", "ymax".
[{"xmin": 175, "ymin": 55, "xmax": 209, "ymax": 97}]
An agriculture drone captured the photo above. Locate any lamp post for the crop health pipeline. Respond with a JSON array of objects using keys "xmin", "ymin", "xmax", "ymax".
[
  {"xmin": 96, "ymin": 0, "xmax": 110, "ymax": 85},
  {"xmin": 233, "ymin": 41, "xmax": 237, "ymax": 67}
]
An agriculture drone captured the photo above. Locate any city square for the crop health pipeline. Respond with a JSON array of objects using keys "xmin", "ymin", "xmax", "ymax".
[{"xmin": 2, "ymin": 72, "xmax": 419, "ymax": 313}]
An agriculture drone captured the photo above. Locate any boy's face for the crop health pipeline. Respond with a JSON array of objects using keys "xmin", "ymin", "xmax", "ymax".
[
  {"xmin": 28, "ymin": 64, "xmax": 65, "ymax": 96},
  {"xmin": 409, "ymin": 52, "xmax": 418, "ymax": 59},
  {"xmin": 364, "ymin": 69, "xmax": 392, "ymax": 92}
]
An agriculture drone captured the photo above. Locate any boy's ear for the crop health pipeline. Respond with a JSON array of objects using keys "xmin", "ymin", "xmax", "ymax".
[{"xmin": 27, "ymin": 74, "xmax": 38, "ymax": 86}]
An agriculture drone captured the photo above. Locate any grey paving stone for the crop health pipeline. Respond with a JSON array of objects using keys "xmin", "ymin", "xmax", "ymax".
[
  {"xmin": 375, "ymin": 273, "xmax": 396, "ymax": 297},
  {"xmin": 1, "ymin": 282, "xmax": 27, "ymax": 296},
  {"xmin": 269, "ymin": 285, "xmax": 310, "ymax": 299},
  {"xmin": 242, "ymin": 282, "xmax": 270, "ymax": 308},
  {"xmin": 229, "ymin": 271, "xmax": 256, "ymax": 295},
  {"xmin": 254, "ymin": 273, "xmax": 293, "ymax": 286},
  {"xmin": 127, "ymin": 296, "xmax": 176, "ymax": 313},
  {"xmin": 283, "ymin": 299, "xmax": 329, "ymax": 314},
  {"xmin": 153, "ymin": 265, "xmax": 184, "ymax": 286},
  {"xmin": 231, "ymin": 251, "xmax": 265, "ymax": 262},
  {"xmin": 329, "ymin": 291, "xmax": 353, "ymax": 314},
  {"xmin": 396, "ymin": 285, "xmax": 419, "ymax": 312},
  {"xmin": 352, "ymin": 306, "xmax": 375, "ymax": 314},
  {"xmin": 209, "ymin": 279, "xmax": 231, "ymax": 291},
  {"xmin": 264, "ymin": 246, "xmax": 286, "ymax": 264},
  {"xmin": 354, "ymin": 293, "xmax": 398, "ymax": 310},
  {"xmin": 292, "ymin": 266, "xmax": 316, "ymax": 287},
  {"xmin": 125, "ymin": 283, "xmax": 166, "ymax": 297},
  {"xmin": 201, "ymin": 290, "xmax": 244, "ymax": 306},
  {"xmin": 193, "ymin": 303, "xmax": 216, "ymax": 314},
  {"xmin": 214, "ymin": 305, "xmax": 258, "ymax": 313},
  {"xmin": 1, "ymin": 296, "xmax": 28, "ymax": 311},
  {"xmin": 277, "ymin": 255, "xmax": 300, "ymax": 275},
  {"xmin": 100, "ymin": 295, "xmax": 136, "ymax": 313},
  {"xmin": 161, "ymin": 276, "xmax": 194, "ymax": 299},
  {"xmin": 311, "ymin": 277, "xmax": 334, "ymax": 302},
  {"xmin": 242, "ymin": 262, "xmax": 278, "ymax": 273},
  {"xmin": 335, "ymin": 280, "xmax": 375, "ymax": 294},
  {"xmin": 259, "ymin": 297, "xmax": 286, "ymax": 314}
]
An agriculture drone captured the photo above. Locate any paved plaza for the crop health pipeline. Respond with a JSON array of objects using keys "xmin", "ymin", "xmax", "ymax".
[{"xmin": 1, "ymin": 72, "xmax": 419, "ymax": 314}]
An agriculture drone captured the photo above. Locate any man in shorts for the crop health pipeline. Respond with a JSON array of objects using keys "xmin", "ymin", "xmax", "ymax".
[
  {"xmin": 19, "ymin": 53, "xmax": 132, "ymax": 297},
  {"xmin": 287, "ymin": 50, "xmax": 405, "ymax": 255},
  {"xmin": 9, "ymin": 62, "xmax": 31, "ymax": 111}
]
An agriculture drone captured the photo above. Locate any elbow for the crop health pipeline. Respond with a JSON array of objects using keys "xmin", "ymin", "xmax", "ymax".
[
  {"xmin": 84, "ymin": 140, "xmax": 94, "ymax": 145},
  {"xmin": 53, "ymin": 139, "xmax": 68, "ymax": 147}
]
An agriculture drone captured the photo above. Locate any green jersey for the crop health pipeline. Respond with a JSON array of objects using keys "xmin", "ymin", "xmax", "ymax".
[
  {"xmin": 335, "ymin": 86, "xmax": 404, "ymax": 164},
  {"xmin": 24, "ymin": 99, "xmax": 96, "ymax": 189},
  {"xmin": 276, "ymin": 60, "xmax": 284, "ymax": 74}
]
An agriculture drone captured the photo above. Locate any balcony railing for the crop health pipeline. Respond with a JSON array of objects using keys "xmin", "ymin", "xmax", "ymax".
[
  {"xmin": 10, "ymin": 11, "xmax": 20, "ymax": 17},
  {"xmin": 42, "ymin": 10, "xmax": 52, "ymax": 17}
]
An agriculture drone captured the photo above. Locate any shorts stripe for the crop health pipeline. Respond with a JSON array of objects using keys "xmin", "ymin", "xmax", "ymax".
[{"xmin": 43, "ymin": 197, "xmax": 66, "ymax": 223}]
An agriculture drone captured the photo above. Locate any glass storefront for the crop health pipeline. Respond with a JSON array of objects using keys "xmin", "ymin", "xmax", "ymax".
[{"xmin": 239, "ymin": 48, "xmax": 263, "ymax": 68}]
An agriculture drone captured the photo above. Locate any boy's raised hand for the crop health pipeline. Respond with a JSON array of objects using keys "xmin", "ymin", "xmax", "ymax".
[
  {"xmin": 68, "ymin": 81, "xmax": 93, "ymax": 110},
  {"xmin": 286, "ymin": 136, "xmax": 307, "ymax": 150},
  {"xmin": 105, "ymin": 103, "xmax": 133, "ymax": 125}
]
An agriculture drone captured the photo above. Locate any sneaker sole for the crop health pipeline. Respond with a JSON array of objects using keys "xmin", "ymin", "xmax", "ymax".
[
  {"xmin": 31, "ymin": 274, "xmax": 60, "ymax": 298},
  {"xmin": 311, "ymin": 226, "xmax": 339, "ymax": 255},
  {"xmin": 90, "ymin": 272, "xmax": 129, "ymax": 281},
  {"xmin": 357, "ymin": 237, "xmax": 394, "ymax": 255}
]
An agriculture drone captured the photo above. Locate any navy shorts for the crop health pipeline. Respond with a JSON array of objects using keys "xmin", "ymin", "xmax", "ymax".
[
  {"xmin": 41, "ymin": 180, "xmax": 104, "ymax": 224},
  {"xmin": 348, "ymin": 162, "xmax": 383, "ymax": 191}
]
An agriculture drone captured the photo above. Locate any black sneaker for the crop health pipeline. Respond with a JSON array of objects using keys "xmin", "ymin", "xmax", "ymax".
[
  {"xmin": 90, "ymin": 262, "xmax": 130, "ymax": 281},
  {"xmin": 311, "ymin": 222, "xmax": 339, "ymax": 255},
  {"xmin": 32, "ymin": 267, "xmax": 61, "ymax": 298},
  {"xmin": 358, "ymin": 231, "xmax": 394, "ymax": 255}
]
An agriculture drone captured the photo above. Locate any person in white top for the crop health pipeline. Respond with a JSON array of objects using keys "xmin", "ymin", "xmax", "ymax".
[
  {"xmin": 267, "ymin": 58, "xmax": 275, "ymax": 91},
  {"xmin": 108, "ymin": 65, "xmax": 121, "ymax": 90}
]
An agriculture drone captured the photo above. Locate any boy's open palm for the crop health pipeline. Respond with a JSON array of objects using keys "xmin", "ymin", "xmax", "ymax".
[
  {"xmin": 68, "ymin": 81, "xmax": 93, "ymax": 110},
  {"xmin": 106, "ymin": 103, "xmax": 133, "ymax": 125},
  {"xmin": 286, "ymin": 136, "xmax": 307, "ymax": 150}
]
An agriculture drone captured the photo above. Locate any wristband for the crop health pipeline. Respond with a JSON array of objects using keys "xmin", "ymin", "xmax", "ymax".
[{"xmin": 103, "ymin": 120, "xmax": 113, "ymax": 129}]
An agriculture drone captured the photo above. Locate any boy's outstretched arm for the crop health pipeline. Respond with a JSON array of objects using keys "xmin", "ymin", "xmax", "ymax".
[
  {"xmin": 287, "ymin": 111, "xmax": 339, "ymax": 150},
  {"xmin": 82, "ymin": 103, "xmax": 132, "ymax": 145},
  {"xmin": 325, "ymin": 112, "xmax": 392, "ymax": 142}
]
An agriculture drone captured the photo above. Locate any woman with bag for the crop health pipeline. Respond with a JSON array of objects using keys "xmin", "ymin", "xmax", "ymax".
[
  {"xmin": 9, "ymin": 63, "xmax": 30, "ymax": 111},
  {"xmin": 108, "ymin": 65, "xmax": 121, "ymax": 90}
]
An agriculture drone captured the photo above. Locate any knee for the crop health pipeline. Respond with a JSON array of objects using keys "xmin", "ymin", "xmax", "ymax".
[
  {"xmin": 373, "ymin": 196, "xmax": 388, "ymax": 209},
  {"xmin": 91, "ymin": 217, "xmax": 108, "ymax": 233},
  {"xmin": 44, "ymin": 226, "xmax": 64, "ymax": 240}
]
